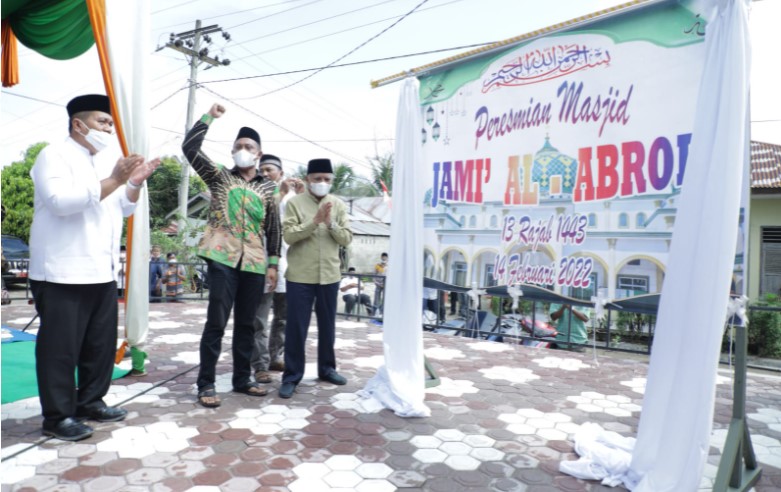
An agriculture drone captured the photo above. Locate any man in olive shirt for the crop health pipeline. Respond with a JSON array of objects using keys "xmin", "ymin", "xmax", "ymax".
[{"xmin": 279, "ymin": 158, "xmax": 352, "ymax": 398}]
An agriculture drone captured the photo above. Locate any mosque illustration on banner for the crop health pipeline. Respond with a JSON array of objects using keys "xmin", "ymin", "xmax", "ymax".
[
  {"xmin": 531, "ymin": 135, "xmax": 577, "ymax": 198},
  {"xmin": 423, "ymin": 134, "xmax": 745, "ymax": 301}
]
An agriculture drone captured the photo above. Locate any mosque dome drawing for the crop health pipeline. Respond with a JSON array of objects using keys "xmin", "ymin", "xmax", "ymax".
[{"xmin": 531, "ymin": 135, "xmax": 577, "ymax": 196}]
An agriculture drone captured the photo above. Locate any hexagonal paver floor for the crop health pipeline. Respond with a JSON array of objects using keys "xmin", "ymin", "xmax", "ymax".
[{"xmin": 2, "ymin": 301, "xmax": 781, "ymax": 491}]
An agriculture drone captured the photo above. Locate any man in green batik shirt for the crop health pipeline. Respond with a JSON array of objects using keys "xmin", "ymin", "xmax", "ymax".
[{"xmin": 182, "ymin": 103, "xmax": 281, "ymax": 408}]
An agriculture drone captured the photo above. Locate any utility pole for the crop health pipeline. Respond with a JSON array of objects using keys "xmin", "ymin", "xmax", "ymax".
[{"xmin": 160, "ymin": 21, "xmax": 231, "ymax": 234}]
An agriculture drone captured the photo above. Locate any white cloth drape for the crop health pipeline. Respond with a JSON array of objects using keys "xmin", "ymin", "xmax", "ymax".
[
  {"xmin": 628, "ymin": 0, "xmax": 750, "ymax": 489},
  {"xmin": 360, "ymin": 78, "xmax": 430, "ymax": 418},
  {"xmin": 105, "ymin": 0, "xmax": 151, "ymax": 348},
  {"xmin": 561, "ymin": 0, "xmax": 751, "ymax": 489}
]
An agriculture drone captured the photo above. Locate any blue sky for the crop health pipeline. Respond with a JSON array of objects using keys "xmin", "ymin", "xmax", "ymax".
[{"xmin": 1, "ymin": 0, "xmax": 778, "ymax": 176}]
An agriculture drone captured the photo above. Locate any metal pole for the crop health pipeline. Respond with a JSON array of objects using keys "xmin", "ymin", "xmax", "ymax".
[{"xmin": 178, "ymin": 20, "xmax": 202, "ymax": 234}]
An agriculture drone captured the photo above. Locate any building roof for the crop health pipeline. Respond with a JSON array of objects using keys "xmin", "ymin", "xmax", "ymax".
[{"xmin": 751, "ymin": 140, "xmax": 781, "ymax": 189}]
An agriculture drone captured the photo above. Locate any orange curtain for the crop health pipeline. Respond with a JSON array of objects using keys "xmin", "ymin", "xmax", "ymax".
[{"xmin": 1, "ymin": 19, "xmax": 20, "ymax": 88}]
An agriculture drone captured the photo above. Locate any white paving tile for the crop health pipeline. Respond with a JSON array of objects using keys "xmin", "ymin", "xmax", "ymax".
[
  {"xmin": 325, "ymin": 454, "xmax": 362, "ymax": 471},
  {"xmin": 470, "ymin": 447, "xmax": 505, "ymax": 461},
  {"xmin": 289, "ymin": 478, "xmax": 330, "ymax": 492},
  {"xmin": 293, "ymin": 462, "xmax": 331, "ymax": 479},
  {"xmin": 480, "ymin": 366, "xmax": 540, "ymax": 384},
  {"xmin": 439, "ymin": 442, "xmax": 472, "ymax": 456},
  {"xmin": 323, "ymin": 471, "xmax": 362, "ymax": 488},
  {"xmin": 410, "ymin": 435, "xmax": 442, "ymax": 449},
  {"xmin": 412, "ymin": 448, "xmax": 448, "ymax": 463},
  {"xmin": 445, "ymin": 455, "xmax": 482, "ymax": 470},
  {"xmin": 463, "ymin": 434, "xmax": 496, "ymax": 447},
  {"xmin": 355, "ymin": 479, "xmax": 396, "ymax": 492},
  {"xmin": 15, "ymin": 448, "xmax": 57, "ymax": 466},
  {"xmin": 434, "ymin": 429, "xmax": 466, "ymax": 442},
  {"xmin": 355, "ymin": 462, "xmax": 393, "ymax": 479}
]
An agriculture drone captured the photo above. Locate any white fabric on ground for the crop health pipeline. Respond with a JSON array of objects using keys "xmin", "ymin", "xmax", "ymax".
[
  {"xmin": 559, "ymin": 423, "xmax": 636, "ymax": 487},
  {"xmin": 360, "ymin": 78, "xmax": 430, "ymax": 418}
]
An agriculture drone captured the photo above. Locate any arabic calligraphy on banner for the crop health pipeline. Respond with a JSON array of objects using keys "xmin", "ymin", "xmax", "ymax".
[{"xmin": 482, "ymin": 44, "xmax": 612, "ymax": 92}]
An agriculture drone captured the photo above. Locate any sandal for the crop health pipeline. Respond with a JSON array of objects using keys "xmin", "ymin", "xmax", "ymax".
[
  {"xmin": 197, "ymin": 388, "xmax": 221, "ymax": 408},
  {"xmin": 233, "ymin": 382, "xmax": 268, "ymax": 397}
]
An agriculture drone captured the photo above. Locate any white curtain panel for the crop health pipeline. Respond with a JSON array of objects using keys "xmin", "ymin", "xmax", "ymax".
[
  {"xmin": 628, "ymin": 0, "xmax": 751, "ymax": 489},
  {"xmin": 361, "ymin": 78, "xmax": 430, "ymax": 418},
  {"xmin": 561, "ymin": 0, "xmax": 751, "ymax": 489},
  {"xmin": 106, "ymin": 0, "xmax": 152, "ymax": 348}
]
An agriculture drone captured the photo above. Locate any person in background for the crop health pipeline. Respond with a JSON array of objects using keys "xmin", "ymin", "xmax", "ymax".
[
  {"xmin": 117, "ymin": 246, "xmax": 126, "ymax": 297},
  {"xmin": 29, "ymin": 94, "xmax": 159, "ymax": 440},
  {"xmin": 373, "ymin": 252, "xmax": 388, "ymax": 315},
  {"xmin": 550, "ymin": 303, "xmax": 590, "ymax": 351},
  {"xmin": 160, "ymin": 252, "xmax": 186, "ymax": 302},
  {"xmin": 279, "ymin": 158, "xmax": 352, "ymax": 399},
  {"xmin": 149, "ymin": 245, "xmax": 164, "ymax": 302},
  {"xmin": 251, "ymin": 154, "xmax": 301, "ymax": 384},
  {"xmin": 182, "ymin": 102, "xmax": 281, "ymax": 408},
  {"xmin": 340, "ymin": 267, "xmax": 374, "ymax": 319}
]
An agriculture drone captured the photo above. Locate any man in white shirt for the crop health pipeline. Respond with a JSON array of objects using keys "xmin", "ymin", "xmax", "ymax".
[
  {"xmin": 340, "ymin": 267, "xmax": 375, "ymax": 319},
  {"xmin": 28, "ymin": 94, "xmax": 159, "ymax": 441},
  {"xmin": 251, "ymin": 154, "xmax": 301, "ymax": 383}
]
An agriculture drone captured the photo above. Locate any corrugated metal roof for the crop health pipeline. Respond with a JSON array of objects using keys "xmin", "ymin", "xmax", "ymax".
[
  {"xmin": 350, "ymin": 220, "xmax": 390, "ymax": 236},
  {"xmin": 752, "ymin": 140, "xmax": 781, "ymax": 189}
]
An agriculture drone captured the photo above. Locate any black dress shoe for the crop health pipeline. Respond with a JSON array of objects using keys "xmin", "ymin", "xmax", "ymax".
[
  {"xmin": 278, "ymin": 382, "xmax": 296, "ymax": 399},
  {"xmin": 43, "ymin": 418, "xmax": 93, "ymax": 441},
  {"xmin": 319, "ymin": 371, "xmax": 347, "ymax": 386},
  {"xmin": 79, "ymin": 406, "xmax": 128, "ymax": 422}
]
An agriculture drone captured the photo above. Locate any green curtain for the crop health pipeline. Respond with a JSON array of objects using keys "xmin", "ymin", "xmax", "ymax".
[{"xmin": 2, "ymin": 0, "xmax": 94, "ymax": 60}]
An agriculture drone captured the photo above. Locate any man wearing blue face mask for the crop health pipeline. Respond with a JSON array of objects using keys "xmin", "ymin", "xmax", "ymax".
[
  {"xmin": 278, "ymin": 159, "xmax": 353, "ymax": 398},
  {"xmin": 182, "ymin": 103, "xmax": 281, "ymax": 408}
]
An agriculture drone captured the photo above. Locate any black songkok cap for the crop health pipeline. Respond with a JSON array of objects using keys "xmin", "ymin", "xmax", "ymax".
[
  {"xmin": 67, "ymin": 94, "xmax": 111, "ymax": 117},
  {"xmin": 259, "ymin": 153, "xmax": 282, "ymax": 169},
  {"xmin": 236, "ymin": 126, "xmax": 261, "ymax": 146},
  {"xmin": 307, "ymin": 158, "xmax": 333, "ymax": 174}
]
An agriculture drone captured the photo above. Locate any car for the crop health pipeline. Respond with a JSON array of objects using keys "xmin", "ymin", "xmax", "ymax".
[{"xmin": 2, "ymin": 234, "xmax": 30, "ymax": 285}]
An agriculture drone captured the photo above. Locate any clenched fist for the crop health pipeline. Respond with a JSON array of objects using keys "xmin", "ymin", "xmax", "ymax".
[{"xmin": 208, "ymin": 103, "xmax": 226, "ymax": 119}]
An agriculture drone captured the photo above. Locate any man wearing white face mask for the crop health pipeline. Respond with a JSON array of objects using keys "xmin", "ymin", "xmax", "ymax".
[
  {"xmin": 182, "ymin": 103, "xmax": 281, "ymax": 408},
  {"xmin": 278, "ymin": 159, "xmax": 352, "ymax": 398},
  {"xmin": 29, "ymin": 94, "xmax": 160, "ymax": 441}
]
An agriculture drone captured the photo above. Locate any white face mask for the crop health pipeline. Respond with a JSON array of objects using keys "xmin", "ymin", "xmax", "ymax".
[
  {"xmin": 77, "ymin": 120, "xmax": 114, "ymax": 152},
  {"xmin": 309, "ymin": 182, "xmax": 331, "ymax": 197},
  {"xmin": 233, "ymin": 150, "xmax": 257, "ymax": 169}
]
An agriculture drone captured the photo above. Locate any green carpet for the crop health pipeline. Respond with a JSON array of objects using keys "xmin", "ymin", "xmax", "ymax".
[{"xmin": 1, "ymin": 341, "xmax": 130, "ymax": 404}]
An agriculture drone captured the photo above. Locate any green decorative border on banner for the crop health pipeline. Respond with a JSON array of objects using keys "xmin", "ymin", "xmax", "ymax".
[{"xmin": 419, "ymin": 2, "xmax": 706, "ymax": 105}]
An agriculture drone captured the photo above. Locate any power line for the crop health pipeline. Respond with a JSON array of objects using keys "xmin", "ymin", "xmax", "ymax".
[
  {"xmin": 152, "ymin": 0, "xmax": 307, "ymax": 32},
  {"xmin": 200, "ymin": 85, "xmax": 371, "ymax": 170},
  {"xmin": 224, "ymin": 0, "xmax": 325, "ymax": 31},
  {"xmin": 233, "ymin": 0, "xmax": 397, "ymax": 46},
  {"xmin": 152, "ymin": 0, "xmax": 206, "ymax": 15},
  {"xmin": 233, "ymin": 0, "xmax": 464, "ymax": 60},
  {"xmin": 152, "ymin": 125, "xmax": 394, "ymax": 143},
  {"xmin": 232, "ymin": 0, "xmax": 430, "ymax": 101},
  {"xmin": 1, "ymin": 91, "xmax": 64, "ymax": 106},
  {"xmin": 151, "ymin": 85, "xmax": 190, "ymax": 110},
  {"xmin": 201, "ymin": 42, "xmax": 493, "ymax": 85}
]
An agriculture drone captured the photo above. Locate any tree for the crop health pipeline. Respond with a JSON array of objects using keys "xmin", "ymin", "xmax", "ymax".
[
  {"xmin": 368, "ymin": 152, "xmax": 394, "ymax": 194},
  {"xmin": 146, "ymin": 156, "xmax": 206, "ymax": 228},
  {"xmin": 1, "ymin": 142, "xmax": 48, "ymax": 242}
]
